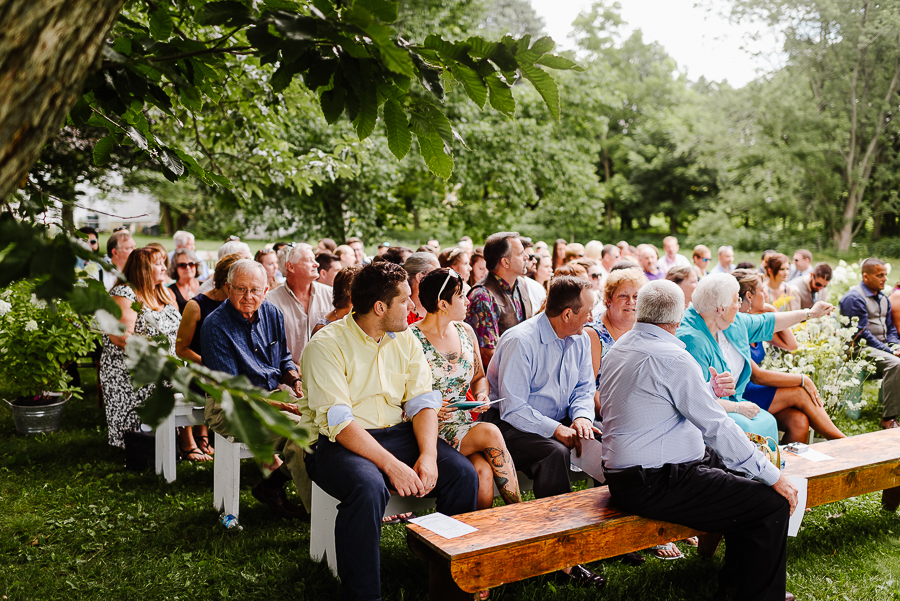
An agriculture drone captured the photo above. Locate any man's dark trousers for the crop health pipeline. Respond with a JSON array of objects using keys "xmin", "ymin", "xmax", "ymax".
[
  {"xmin": 305, "ymin": 421, "xmax": 478, "ymax": 601},
  {"xmin": 484, "ymin": 407, "xmax": 573, "ymax": 499},
  {"xmin": 606, "ymin": 448, "xmax": 790, "ymax": 601}
]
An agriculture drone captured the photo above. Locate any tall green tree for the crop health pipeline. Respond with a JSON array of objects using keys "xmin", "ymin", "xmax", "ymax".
[{"xmin": 729, "ymin": 0, "xmax": 900, "ymax": 250}]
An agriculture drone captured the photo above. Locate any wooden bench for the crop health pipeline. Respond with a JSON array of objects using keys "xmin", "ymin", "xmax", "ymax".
[
  {"xmin": 407, "ymin": 429, "xmax": 900, "ymax": 600},
  {"xmin": 311, "ymin": 468, "xmax": 593, "ymax": 577}
]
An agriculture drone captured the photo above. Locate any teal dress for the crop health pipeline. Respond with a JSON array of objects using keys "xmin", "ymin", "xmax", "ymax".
[{"xmin": 676, "ymin": 306, "xmax": 780, "ymax": 442}]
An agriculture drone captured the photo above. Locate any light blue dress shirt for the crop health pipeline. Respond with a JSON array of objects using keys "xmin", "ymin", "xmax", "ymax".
[
  {"xmin": 487, "ymin": 312, "xmax": 596, "ymax": 438},
  {"xmin": 599, "ymin": 322, "xmax": 780, "ymax": 486}
]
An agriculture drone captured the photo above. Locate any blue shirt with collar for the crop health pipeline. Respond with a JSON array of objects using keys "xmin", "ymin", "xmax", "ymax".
[
  {"xmin": 838, "ymin": 281, "xmax": 900, "ymax": 352},
  {"xmin": 200, "ymin": 298, "xmax": 296, "ymax": 391},
  {"xmin": 599, "ymin": 322, "xmax": 780, "ymax": 485},
  {"xmin": 487, "ymin": 312, "xmax": 595, "ymax": 438}
]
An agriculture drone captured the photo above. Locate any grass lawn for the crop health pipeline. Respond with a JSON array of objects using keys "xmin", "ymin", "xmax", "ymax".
[{"xmin": 2, "ymin": 371, "xmax": 900, "ymax": 600}]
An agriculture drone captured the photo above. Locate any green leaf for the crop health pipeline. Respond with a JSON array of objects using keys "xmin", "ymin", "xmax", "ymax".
[
  {"xmin": 159, "ymin": 148, "xmax": 185, "ymax": 177},
  {"xmin": 424, "ymin": 35, "xmax": 464, "ymax": 61},
  {"xmin": 410, "ymin": 53, "xmax": 443, "ymax": 100},
  {"xmin": 219, "ymin": 389, "xmax": 278, "ymax": 465},
  {"xmin": 355, "ymin": 0, "xmax": 398, "ymax": 23},
  {"xmin": 383, "ymin": 98, "xmax": 411, "ymax": 160},
  {"xmin": 310, "ymin": 0, "xmax": 337, "ymax": 18},
  {"xmin": 209, "ymin": 172, "xmax": 234, "ymax": 188},
  {"xmin": 195, "ymin": 1, "xmax": 252, "ymax": 27},
  {"xmin": 112, "ymin": 37, "xmax": 132, "ymax": 56},
  {"xmin": 420, "ymin": 101, "xmax": 453, "ymax": 148},
  {"xmin": 518, "ymin": 62, "xmax": 559, "ymax": 121},
  {"xmin": 466, "ymin": 36, "xmax": 498, "ymax": 60},
  {"xmin": 529, "ymin": 36, "xmax": 555, "ymax": 56},
  {"xmin": 149, "ymin": 10, "xmax": 174, "ymax": 42},
  {"xmin": 271, "ymin": 62, "xmax": 296, "ymax": 93},
  {"xmin": 410, "ymin": 113, "xmax": 453, "ymax": 179},
  {"xmin": 448, "ymin": 62, "xmax": 487, "ymax": 109},
  {"xmin": 125, "ymin": 126, "xmax": 148, "ymax": 151},
  {"xmin": 93, "ymin": 136, "xmax": 116, "ymax": 166},
  {"xmin": 179, "ymin": 86, "xmax": 203, "ymax": 113},
  {"xmin": 353, "ymin": 81, "xmax": 378, "ymax": 140},
  {"xmin": 320, "ymin": 85, "xmax": 346, "ymax": 124},
  {"xmin": 485, "ymin": 73, "xmax": 515, "ymax": 118},
  {"xmin": 535, "ymin": 54, "xmax": 583, "ymax": 72},
  {"xmin": 136, "ymin": 384, "xmax": 177, "ymax": 428},
  {"xmin": 367, "ymin": 23, "xmax": 414, "ymax": 77}
]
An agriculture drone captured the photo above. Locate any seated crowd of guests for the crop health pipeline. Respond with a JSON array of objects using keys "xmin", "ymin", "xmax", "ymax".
[{"xmin": 88, "ymin": 225, "xmax": 898, "ymax": 601}]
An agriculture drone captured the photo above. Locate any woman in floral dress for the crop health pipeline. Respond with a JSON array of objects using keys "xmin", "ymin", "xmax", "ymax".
[
  {"xmin": 100, "ymin": 247, "xmax": 192, "ymax": 454},
  {"xmin": 410, "ymin": 268, "xmax": 521, "ymax": 510}
]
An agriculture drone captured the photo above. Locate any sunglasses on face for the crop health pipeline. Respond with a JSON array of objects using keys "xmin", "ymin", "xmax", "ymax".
[
  {"xmin": 590, "ymin": 273, "xmax": 601, "ymax": 280},
  {"xmin": 177, "ymin": 262, "xmax": 196, "ymax": 269},
  {"xmin": 113, "ymin": 226, "xmax": 129, "ymax": 232},
  {"xmin": 89, "ymin": 239, "xmax": 98, "ymax": 245},
  {"xmin": 700, "ymin": 258, "xmax": 710, "ymax": 263}
]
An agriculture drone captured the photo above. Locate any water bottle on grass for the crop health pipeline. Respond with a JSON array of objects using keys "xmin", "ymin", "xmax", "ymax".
[{"xmin": 221, "ymin": 513, "xmax": 242, "ymax": 531}]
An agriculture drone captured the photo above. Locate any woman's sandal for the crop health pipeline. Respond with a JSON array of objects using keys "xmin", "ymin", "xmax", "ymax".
[
  {"xmin": 381, "ymin": 512, "xmax": 415, "ymax": 526},
  {"xmin": 180, "ymin": 446, "xmax": 211, "ymax": 463},
  {"xmin": 651, "ymin": 542, "xmax": 684, "ymax": 560},
  {"xmin": 196, "ymin": 435, "xmax": 215, "ymax": 456},
  {"xmin": 682, "ymin": 536, "xmax": 699, "ymax": 548},
  {"xmin": 478, "ymin": 589, "xmax": 490, "ymax": 600}
]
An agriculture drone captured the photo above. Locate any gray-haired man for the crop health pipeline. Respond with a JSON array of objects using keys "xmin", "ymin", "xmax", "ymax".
[{"xmin": 600, "ymin": 279, "xmax": 798, "ymax": 601}]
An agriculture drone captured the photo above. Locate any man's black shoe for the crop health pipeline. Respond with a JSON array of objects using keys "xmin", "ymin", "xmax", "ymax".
[
  {"xmin": 556, "ymin": 564, "xmax": 606, "ymax": 589},
  {"xmin": 619, "ymin": 551, "xmax": 646, "ymax": 566},
  {"xmin": 251, "ymin": 479, "xmax": 306, "ymax": 519}
]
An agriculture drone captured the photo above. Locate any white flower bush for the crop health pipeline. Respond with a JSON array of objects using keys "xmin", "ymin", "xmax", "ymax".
[{"xmin": 763, "ymin": 315, "xmax": 875, "ymax": 413}]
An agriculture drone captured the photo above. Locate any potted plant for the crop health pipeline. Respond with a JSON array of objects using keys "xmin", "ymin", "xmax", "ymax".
[{"xmin": 0, "ymin": 277, "xmax": 99, "ymax": 434}]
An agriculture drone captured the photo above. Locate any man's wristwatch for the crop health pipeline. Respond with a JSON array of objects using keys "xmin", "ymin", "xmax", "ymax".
[{"xmin": 287, "ymin": 376, "xmax": 301, "ymax": 388}]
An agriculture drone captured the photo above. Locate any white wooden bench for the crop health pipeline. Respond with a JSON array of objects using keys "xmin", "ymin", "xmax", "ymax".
[
  {"xmin": 153, "ymin": 394, "xmax": 206, "ymax": 483},
  {"xmin": 310, "ymin": 469, "xmax": 592, "ymax": 577},
  {"xmin": 212, "ymin": 432, "xmax": 254, "ymax": 518}
]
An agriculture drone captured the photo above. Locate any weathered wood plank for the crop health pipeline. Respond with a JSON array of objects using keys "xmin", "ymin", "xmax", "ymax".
[{"xmin": 407, "ymin": 429, "xmax": 900, "ymax": 594}]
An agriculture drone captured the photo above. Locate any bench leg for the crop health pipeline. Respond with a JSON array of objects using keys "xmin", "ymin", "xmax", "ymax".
[
  {"xmin": 310, "ymin": 482, "xmax": 340, "ymax": 577},
  {"xmin": 213, "ymin": 433, "xmax": 242, "ymax": 517},
  {"xmin": 882, "ymin": 486, "xmax": 900, "ymax": 512},
  {"xmin": 407, "ymin": 533, "xmax": 477, "ymax": 601},
  {"xmin": 155, "ymin": 413, "xmax": 177, "ymax": 483},
  {"xmin": 698, "ymin": 533, "xmax": 723, "ymax": 558}
]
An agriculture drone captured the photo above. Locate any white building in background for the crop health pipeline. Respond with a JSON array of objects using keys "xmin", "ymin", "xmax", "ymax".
[{"xmin": 73, "ymin": 190, "xmax": 160, "ymax": 233}]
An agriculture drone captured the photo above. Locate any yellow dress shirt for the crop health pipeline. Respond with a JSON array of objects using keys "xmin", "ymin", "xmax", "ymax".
[{"xmin": 300, "ymin": 314, "xmax": 440, "ymax": 441}]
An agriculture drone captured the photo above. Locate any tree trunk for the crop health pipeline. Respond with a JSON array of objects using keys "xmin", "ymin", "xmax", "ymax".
[
  {"xmin": 0, "ymin": 0, "xmax": 126, "ymax": 202},
  {"xmin": 669, "ymin": 214, "xmax": 678, "ymax": 235},
  {"xmin": 159, "ymin": 202, "xmax": 175, "ymax": 236}
]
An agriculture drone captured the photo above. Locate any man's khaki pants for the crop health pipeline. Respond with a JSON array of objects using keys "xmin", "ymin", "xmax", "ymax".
[{"xmin": 205, "ymin": 397, "xmax": 312, "ymax": 512}]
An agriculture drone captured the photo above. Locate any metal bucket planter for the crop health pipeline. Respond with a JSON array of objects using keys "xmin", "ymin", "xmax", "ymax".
[{"xmin": 3, "ymin": 392, "xmax": 70, "ymax": 435}]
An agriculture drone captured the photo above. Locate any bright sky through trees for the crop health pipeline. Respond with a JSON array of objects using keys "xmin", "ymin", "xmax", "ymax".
[{"xmin": 530, "ymin": 0, "xmax": 781, "ymax": 87}]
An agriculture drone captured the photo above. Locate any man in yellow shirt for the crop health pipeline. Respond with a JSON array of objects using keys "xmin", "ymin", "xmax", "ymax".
[{"xmin": 301, "ymin": 261, "xmax": 478, "ymax": 601}]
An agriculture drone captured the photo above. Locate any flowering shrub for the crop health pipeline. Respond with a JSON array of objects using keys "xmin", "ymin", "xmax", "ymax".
[
  {"xmin": 762, "ymin": 315, "xmax": 875, "ymax": 413},
  {"xmin": 0, "ymin": 279, "xmax": 99, "ymax": 402}
]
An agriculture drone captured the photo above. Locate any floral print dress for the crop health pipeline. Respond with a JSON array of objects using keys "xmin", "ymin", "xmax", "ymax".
[
  {"xmin": 100, "ymin": 285, "xmax": 181, "ymax": 447},
  {"xmin": 584, "ymin": 317, "xmax": 616, "ymax": 390},
  {"xmin": 410, "ymin": 322, "xmax": 477, "ymax": 450}
]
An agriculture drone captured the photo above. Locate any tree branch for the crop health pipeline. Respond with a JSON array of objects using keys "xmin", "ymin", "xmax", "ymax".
[
  {"xmin": 149, "ymin": 45, "xmax": 253, "ymax": 62},
  {"xmin": 191, "ymin": 113, "xmax": 222, "ymax": 176}
]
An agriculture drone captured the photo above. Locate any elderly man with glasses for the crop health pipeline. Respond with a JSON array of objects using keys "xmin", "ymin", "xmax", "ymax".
[{"xmin": 200, "ymin": 259, "xmax": 311, "ymax": 517}]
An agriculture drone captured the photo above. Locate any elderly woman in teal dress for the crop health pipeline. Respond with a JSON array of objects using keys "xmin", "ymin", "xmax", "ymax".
[{"xmin": 677, "ymin": 273, "xmax": 835, "ymax": 444}]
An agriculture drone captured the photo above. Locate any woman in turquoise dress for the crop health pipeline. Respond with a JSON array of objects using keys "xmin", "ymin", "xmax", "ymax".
[
  {"xmin": 677, "ymin": 272, "xmax": 835, "ymax": 444},
  {"xmin": 410, "ymin": 268, "xmax": 522, "ymax": 510}
]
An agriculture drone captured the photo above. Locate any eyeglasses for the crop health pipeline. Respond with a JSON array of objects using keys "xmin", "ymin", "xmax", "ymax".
[
  {"xmin": 89, "ymin": 239, "xmax": 99, "ymax": 245},
  {"xmin": 177, "ymin": 262, "xmax": 196, "ymax": 269},
  {"xmin": 700, "ymin": 258, "xmax": 710, "ymax": 263},
  {"xmin": 257, "ymin": 248, "xmax": 275, "ymax": 255},
  {"xmin": 232, "ymin": 286, "xmax": 264, "ymax": 298},
  {"xmin": 437, "ymin": 268, "xmax": 461, "ymax": 301},
  {"xmin": 113, "ymin": 226, "xmax": 129, "ymax": 232},
  {"xmin": 590, "ymin": 272, "xmax": 602, "ymax": 280},
  {"xmin": 225, "ymin": 235, "xmax": 241, "ymax": 242}
]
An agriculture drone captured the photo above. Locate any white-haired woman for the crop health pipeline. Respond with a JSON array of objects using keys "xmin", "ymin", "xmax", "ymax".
[{"xmin": 676, "ymin": 273, "xmax": 834, "ymax": 443}]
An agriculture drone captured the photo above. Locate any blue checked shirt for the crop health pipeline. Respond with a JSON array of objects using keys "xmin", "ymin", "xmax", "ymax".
[
  {"xmin": 599, "ymin": 322, "xmax": 780, "ymax": 486},
  {"xmin": 200, "ymin": 299, "xmax": 296, "ymax": 391},
  {"xmin": 487, "ymin": 312, "xmax": 596, "ymax": 438}
]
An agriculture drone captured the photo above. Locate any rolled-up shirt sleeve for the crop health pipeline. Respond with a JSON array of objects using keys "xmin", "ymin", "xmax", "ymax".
[
  {"xmin": 402, "ymin": 335, "xmax": 442, "ymax": 417},
  {"xmin": 300, "ymin": 339, "xmax": 354, "ymax": 441},
  {"xmin": 664, "ymin": 355, "xmax": 781, "ymax": 486},
  {"xmin": 497, "ymin": 338, "xmax": 560, "ymax": 438}
]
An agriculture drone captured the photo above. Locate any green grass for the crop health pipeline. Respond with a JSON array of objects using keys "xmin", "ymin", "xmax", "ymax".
[{"xmin": 2, "ymin": 370, "xmax": 900, "ymax": 600}]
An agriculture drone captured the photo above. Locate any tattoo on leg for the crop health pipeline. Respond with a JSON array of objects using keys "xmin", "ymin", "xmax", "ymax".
[
  {"xmin": 483, "ymin": 447, "xmax": 521, "ymax": 504},
  {"xmin": 485, "ymin": 447, "xmax": 505, "ymax": 468}
]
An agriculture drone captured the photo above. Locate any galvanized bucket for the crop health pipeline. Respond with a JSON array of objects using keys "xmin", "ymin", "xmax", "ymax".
[{"xmin": 3, "ymin": 393, "xmax": 70, "ymax": 435}]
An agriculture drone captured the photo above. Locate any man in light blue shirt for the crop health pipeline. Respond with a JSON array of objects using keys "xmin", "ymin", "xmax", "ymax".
[
  {"xmin": 485, "ymin": 275, "xmax": 604, "ymax": 588},
  {"xmin": 600, "ymin": 279, "xmax": 798, "ymax": 601}
]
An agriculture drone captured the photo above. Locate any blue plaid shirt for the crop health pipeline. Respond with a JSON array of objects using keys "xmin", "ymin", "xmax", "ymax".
[{"xmin": 200, "ymin": 299, "xmax": 296, "ymax": 391}]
